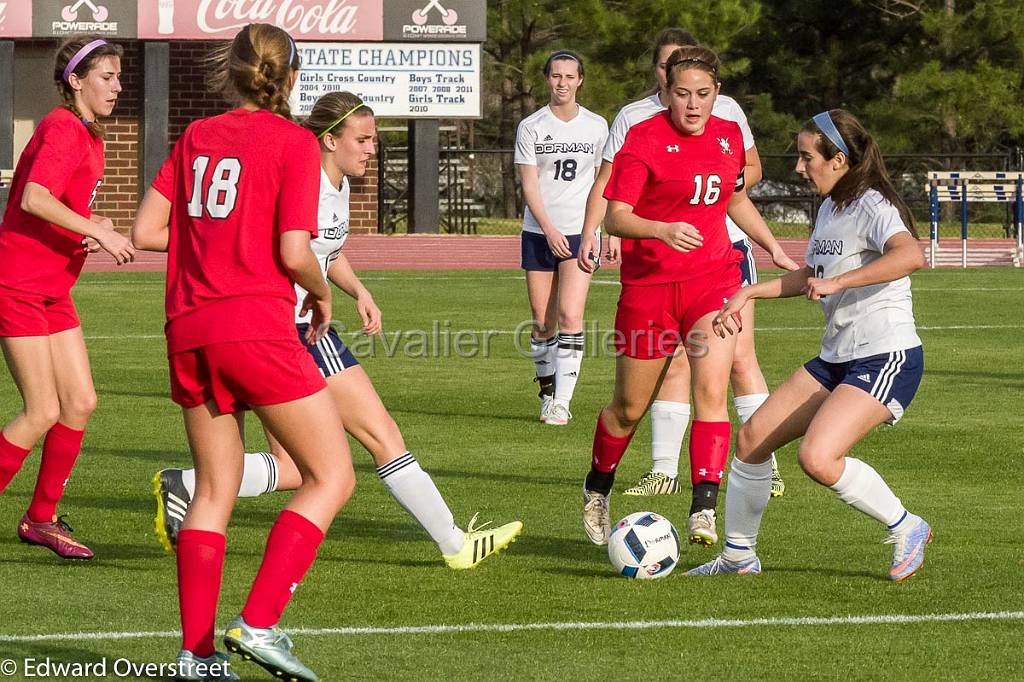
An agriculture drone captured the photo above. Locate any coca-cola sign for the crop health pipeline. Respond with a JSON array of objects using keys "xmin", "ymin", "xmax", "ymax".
[
  {"xmin": 138, "ymin": 0, "xmax": 384, "ymax": 40},
  {"xmin": 0, "ymin": 0, "xmax": 35, "ymax": 37}
]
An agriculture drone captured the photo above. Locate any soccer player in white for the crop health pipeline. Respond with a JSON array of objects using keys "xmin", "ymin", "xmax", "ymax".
[
  {"xmin": 153, "ymin": 91, "xmax": 523, "ymax": 570},
  {"xmin": 515, "ymin": 51, "xmax": 609, "ymax": 426},
  {"xmin": 687, "ymin": 109, "xmax": 931, "ymax": 581},
  {"xmin": 577, "ymin": 28, "xmax": 797, "ymax": 547}
]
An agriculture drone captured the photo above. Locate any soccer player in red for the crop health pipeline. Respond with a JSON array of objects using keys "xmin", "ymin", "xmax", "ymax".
[
  {"xmin": 0, "ymin": 35, "xmax": 134, "ymax": 560},
  {"xmin": 132, "ymin": 24, "xmax": 352, "ymax": 682},
  {"xmin": 581, "ymin": 45, "xmax": 779, "ymax": 545}
]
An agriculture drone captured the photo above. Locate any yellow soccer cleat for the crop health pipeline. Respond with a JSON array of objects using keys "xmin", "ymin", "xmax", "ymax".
[{"xmin": 443, "ymin": 514, "xmax": 523, "ymax": 570}]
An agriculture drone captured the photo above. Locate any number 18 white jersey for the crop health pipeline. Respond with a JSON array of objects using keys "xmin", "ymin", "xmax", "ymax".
[{"xmin": 514, "ymin": 105, "xmax": 608, "ymax": 235}]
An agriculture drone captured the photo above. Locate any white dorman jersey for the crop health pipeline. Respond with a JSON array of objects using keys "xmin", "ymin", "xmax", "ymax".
[
  {"xmin": 805, "ymin": 189, "xmax": 922, "ymax": 363},
  {"xmin": 514, "ymin": 105, "xmax": 608, "ymax": 235},
  {"xmin": 603, "ymin": 93, "xmax": 755, "ymax": 242},
  {"xmin": 294, "ymin": 168, "xmax": 350, "ymax": 324}
]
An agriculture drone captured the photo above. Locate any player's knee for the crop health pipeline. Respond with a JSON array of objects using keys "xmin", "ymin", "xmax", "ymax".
[
  {"xmin": 607, "ymin": 399, "xmax": 644, "ymax": 430},
  {"xmin": 62, "ymin": 389, "xmax": 98, "ymax": 423},
  {"xmin": 796, "ymin": 442, "xmax": 832, "ymax": 483},
  {"xmin": 735, "ymin": 423, "xmax": 756, "ymax": 459},
  {"xmin": 25, "ymin": 401, "xmax": 61, "ymax": 435},
  {"xmin": 730, "ymin": 348, "xmax": 760, "ymax": 383},
  {"xmin": 691, "ymin": 382, "xmax": 729, "ymax": 415},
  {"xmin": 557, "ymin": 313, "xmax": 583, "ymax": 332}
]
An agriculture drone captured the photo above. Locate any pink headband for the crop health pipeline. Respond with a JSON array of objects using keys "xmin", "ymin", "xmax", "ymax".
[{"xmin": 63, "ymin": 39, "xmax": 108, "ymax": 83}]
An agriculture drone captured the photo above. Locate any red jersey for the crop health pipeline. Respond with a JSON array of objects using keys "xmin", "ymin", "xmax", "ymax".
[
  {"xmin": 605, "ymin": 112, "xmax": 745, "ymax": 285},
  {"xmin": 0, "ymin": 107, "xmax": 104, "ymax": 298},
  {"xmin": 153, "ymin": 108, "xmax": 320, "ymax": 354}
]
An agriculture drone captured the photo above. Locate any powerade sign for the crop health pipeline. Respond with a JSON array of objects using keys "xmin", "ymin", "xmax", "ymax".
[
  {"xmin": 32, "ymin": 0, "xmax": 138, "ymax": 37},
  {"xmin": 383, "ymin": 0, "xmax": 485, "ymax": 41}
]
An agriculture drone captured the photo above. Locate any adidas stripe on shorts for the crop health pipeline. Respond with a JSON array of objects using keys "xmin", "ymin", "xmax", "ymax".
[
  {"xmin": 803, "ymin": 346, "xmax": 923, "ymax": 424},
  {"xmin": 295, "ymin": 323, "xmax": 359, "ymax": 377}
]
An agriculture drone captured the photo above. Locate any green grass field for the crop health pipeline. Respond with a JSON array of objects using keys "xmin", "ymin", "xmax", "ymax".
[{"xmin": 1, "ymin": 267, "xmax": 1022, "ymax": 681}]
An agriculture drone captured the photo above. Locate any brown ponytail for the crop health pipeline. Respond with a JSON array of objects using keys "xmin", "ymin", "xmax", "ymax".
[
  {"xmin": 207, "ymin": 23, "xmax": 301, "ymax": 119},
  {"xmin": 802, "ymin": 109, "xmax": 919, "ymax": 239},
  {"xmin": 53, "ymin": 35, "xmax": 123, "ymax": 139}
]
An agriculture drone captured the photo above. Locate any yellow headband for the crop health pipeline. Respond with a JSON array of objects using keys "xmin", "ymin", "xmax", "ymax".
[{"xmin": 317, "ymin": 103, "xmax": 366, "ymax": 139}]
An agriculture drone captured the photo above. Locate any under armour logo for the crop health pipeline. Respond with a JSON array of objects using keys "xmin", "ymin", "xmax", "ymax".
[
  {"xmin": 289, "ymin": 582, "xmax": 299, "ymax": 594},
  {"xmin": 666, "ymin": 145, "xmax": 680, "ymax": 152},
  {"xmin": 565, "ymin": 371, "xmax": 578, "ymax": 377}
]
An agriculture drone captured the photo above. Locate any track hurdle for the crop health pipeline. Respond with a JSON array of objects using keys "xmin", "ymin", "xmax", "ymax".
[{"xmin": 927, "ymin": 171, "xmax": 1024, "ymax": 268}]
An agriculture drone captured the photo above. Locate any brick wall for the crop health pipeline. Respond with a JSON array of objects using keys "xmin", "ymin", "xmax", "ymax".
[
  {"xmin": 93, "ymin": 41, "xmax": 140, "ymax": 231},
  {"xmin": 98, "ymin": 40, "xmax": 379, "ymax": 233}
]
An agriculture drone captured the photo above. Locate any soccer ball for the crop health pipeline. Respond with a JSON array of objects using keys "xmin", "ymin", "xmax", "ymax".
[{"xmin": 608, "ymin": 511, "xmax": 680, "ymax": 579}]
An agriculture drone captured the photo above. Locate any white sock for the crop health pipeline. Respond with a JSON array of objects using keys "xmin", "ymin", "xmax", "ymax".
[
  {"xmin": 734, "ymin": 394, "xmax": 776, "ymax": 468},
  {"xmin": 377, "ymin": 452, "xmax": 464, "ymax": 555},
  {"xmin": 180, "ymin": 451, "xmax": 278, "ymax": 499},
  {"xmin": 239, "ymin": 451, "xmax": 278, "ymax": 497},
  {"xmin": 554, "ymin": 332, "xmax": 584, "ymax": 404},
  {"xmin": 650, "ymin": 400, "xmax": 689, "ymax": 477},
  {"xmin": 530, "ymin": 335, "xmax": 556, "ymax": 381},
  {"xmin": 722, "ymin": 457, "xmax": 773, "ymax": 562},
  {"xmin": 829, "ymin": 457, "xmax": 906, "ymax": 528}
]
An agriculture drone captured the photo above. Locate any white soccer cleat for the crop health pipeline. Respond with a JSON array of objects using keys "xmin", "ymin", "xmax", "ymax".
[
  {"xmin": 546, "ymin": 402, "xmax": 572, "ymax": 426},
  {"xmin": 582, "ymin": 487, "xmax": 611, "ymax": 545},
  {"xmin": 687, "ymin": 508, "xmax": 718, "ymax": 547},
  {"xmin": 539, "ymin": 394, "xmax": 555, "ymax": 422}
]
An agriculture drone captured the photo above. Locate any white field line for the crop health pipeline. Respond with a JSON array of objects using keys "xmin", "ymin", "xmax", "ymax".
[
  {"xmin": 83, "ymin": 323, "xmax": 1024, "ymax": 341},
  {"xmin": 76, "ymin": 277, "xmax": 1024, "ymax": 291},
  {"xmin": 1, "ymin": 610, "xmax": 1022, "ymax": 644}
]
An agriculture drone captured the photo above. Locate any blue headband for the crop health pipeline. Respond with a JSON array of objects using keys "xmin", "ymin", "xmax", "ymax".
[{"xmin": 812, "ymin": 111, "xmax": 849, "ymax": 157}]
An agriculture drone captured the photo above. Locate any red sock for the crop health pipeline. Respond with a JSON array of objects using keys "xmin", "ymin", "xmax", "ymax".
[
  {"xmin": 27, "ymin": 422, "xmax": 84, "ymax": 522},
  {"xmin": 177, "ymin": 529, "xmax": 226, "ymax": 657},
  {"xmin": 241, "ymin": 510, "xmax": 325, "ymax": 628},
  {"xmin": 591, "ymin": 413, "xmax": 635, "ymax": 473},
  {"xmin": 0, "ymin": 431, "xmax": 32, "ymax": 494},
  {"xmin": 689, "ymin": 420, "xmax": 731, "ymax": 485}
]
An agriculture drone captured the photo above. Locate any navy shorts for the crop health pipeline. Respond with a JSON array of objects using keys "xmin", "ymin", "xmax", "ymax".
[
  {"xmin": 295, "ymin": 324, "xmax": 359, "ymax": 377},
  {"xmin": 733, "ymin": 238, "xmax": 757, "ymax": 287},
  {"xmin": 803, "ymin": 346, "xmax": 924, "ymax": 424},
  {"xmin": 521, "ymin": 231, "xmax": 589, "ymax": 271}
]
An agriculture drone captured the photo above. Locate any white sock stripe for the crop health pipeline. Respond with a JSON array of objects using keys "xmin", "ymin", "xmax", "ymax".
[
  {"xmin": 261, "ymin": 452, "xmax": 278, "ymax": 493},
  {"xmin": 377, "ymin": 452, "xmax": 416, "ymax": 478}
]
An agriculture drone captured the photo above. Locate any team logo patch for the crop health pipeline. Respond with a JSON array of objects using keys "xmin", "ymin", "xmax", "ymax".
[
  {"xmin": 718, "ymin": 137, "xmax": 733, "ymax": 155},
  {"xmin": 666, "ymin": 145, "xmax": 679, "ymax": 153}
]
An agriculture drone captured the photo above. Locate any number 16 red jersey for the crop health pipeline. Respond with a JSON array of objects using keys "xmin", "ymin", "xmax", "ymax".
[
  {"xmin": 152, "ymin": 108, "xmax": 321, "ymax": 354},
  {"xmin": 604, "ymin": 112, "xmax": 745, "ymax": 286}
]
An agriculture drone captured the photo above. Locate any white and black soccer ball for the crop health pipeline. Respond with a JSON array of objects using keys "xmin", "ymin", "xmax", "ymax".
[{"xmin": 608, "ymin": 511, "xmax": 680, "ymax": 579}]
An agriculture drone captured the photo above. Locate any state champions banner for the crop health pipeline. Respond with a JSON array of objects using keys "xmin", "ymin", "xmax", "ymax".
[
  {"xmin": 289, "ymin": 42, "xmax": 481, "ymax": 118},
  {"xmin": 0, "ymin": 1, "xmax": 485, "ymax": 40}
]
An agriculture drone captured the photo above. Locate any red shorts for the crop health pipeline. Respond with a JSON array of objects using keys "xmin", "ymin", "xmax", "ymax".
[
  {"xmin": 0, "ymin": 293, "xmax": 80, "ymax": 337},
  {"xmin": 169, "ymin": 340, "xmax": 327, "ymax": 414},
  {"xmin": 614, "ymin": 264, "xmax": 742, "ymax": 360}
]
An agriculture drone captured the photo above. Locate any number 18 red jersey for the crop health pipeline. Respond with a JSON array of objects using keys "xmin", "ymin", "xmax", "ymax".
[
  {"xmin": 604, "ymin": 112, "xmax": 745, "ymax": 286},
  {"xmin": 152, "ymin": 108, "xmax": 320, "ymax": 354}
]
